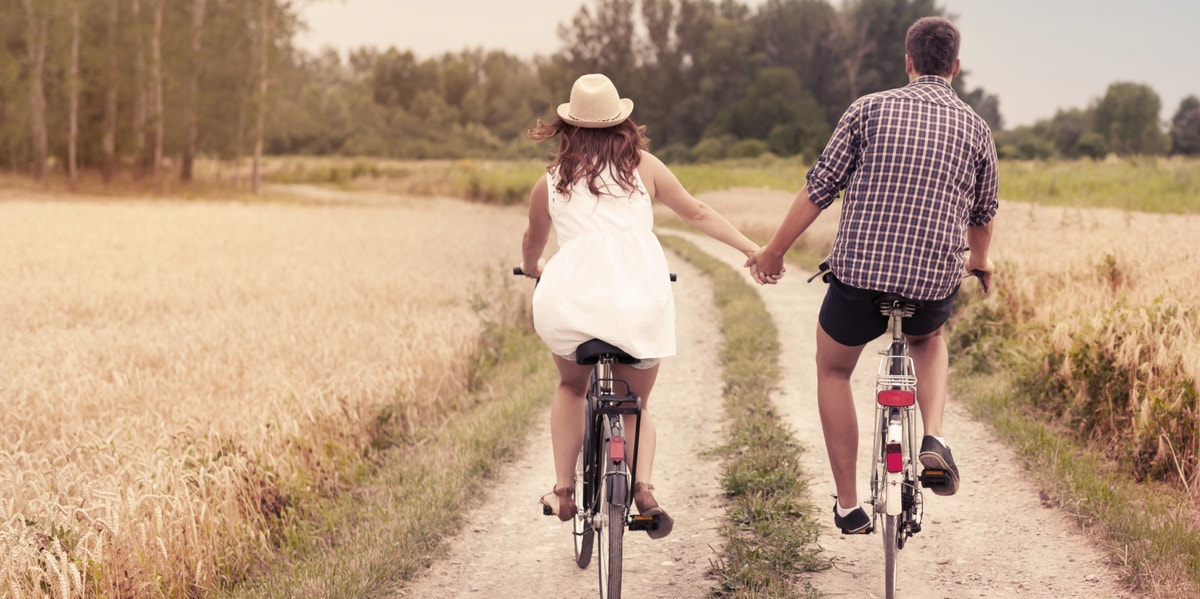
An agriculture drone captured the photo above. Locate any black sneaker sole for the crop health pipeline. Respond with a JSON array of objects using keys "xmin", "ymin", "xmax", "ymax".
[
  {"xmin": 833, "ymin": 503, "xmax": 873, "ymax": 534},
  {"xmin": 919, "ymin": 452, "xmax": 960, "ymax": 496}
]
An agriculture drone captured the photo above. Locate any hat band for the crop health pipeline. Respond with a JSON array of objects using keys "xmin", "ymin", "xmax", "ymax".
[{"xmin": 569, "ymin": 110, "xmax": 623, "ymax": 123}]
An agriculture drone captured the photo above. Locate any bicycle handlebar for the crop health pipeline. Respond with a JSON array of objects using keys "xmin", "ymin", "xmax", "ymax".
[
  {"xmin": 514, "ymin": 266, "xmax": 676, "ymax": 282},
  {"xmin": 806, "ymin": 260, "xmax": 989, "ymax": 293}
]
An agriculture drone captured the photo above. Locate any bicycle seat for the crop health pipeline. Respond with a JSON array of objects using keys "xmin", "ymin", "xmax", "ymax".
[
  {"xmin": 575, "ymin": 339, "xmax": 640, "ymax": 366},
  {"xmin": 874, "ymin": 293, "xmax": 922, "ymax": 317}
]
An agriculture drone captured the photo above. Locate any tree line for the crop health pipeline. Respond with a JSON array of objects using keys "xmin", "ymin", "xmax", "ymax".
[
  {"xmin": 998, "ymin": 82, "xmax": 1200, "ymax": 160},
  {"xmin": 1, "ymin": 0, "xmax": 303, "ymax": 191},
  {"xmin": 2, "ymin": 0, "xmax": 1198, "ymax": 194}
]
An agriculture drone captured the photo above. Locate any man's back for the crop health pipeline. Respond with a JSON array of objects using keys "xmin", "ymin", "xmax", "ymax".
[{"xmin": 807, "ymin": 75, "xmax": 998, "ymax": 301}]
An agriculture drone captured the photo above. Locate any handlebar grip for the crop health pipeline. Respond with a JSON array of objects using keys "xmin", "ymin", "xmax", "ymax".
[{"xmin": 970, "ymin": 268, "xmax": 989, "ymax": 293}]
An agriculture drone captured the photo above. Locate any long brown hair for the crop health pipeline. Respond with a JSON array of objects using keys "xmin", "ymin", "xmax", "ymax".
[{"xmin": 527, "ymin": 118, "xmax": 650, "ymax": 199}]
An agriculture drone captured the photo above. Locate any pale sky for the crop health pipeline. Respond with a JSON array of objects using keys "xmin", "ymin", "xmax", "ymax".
[{"xmin": 297, "ymin": 0, "xmax": 1200, "ymax": 129}]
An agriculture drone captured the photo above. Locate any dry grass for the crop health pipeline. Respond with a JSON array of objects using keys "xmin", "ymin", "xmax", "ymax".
[
  {"xmin": 0, "ymin": 189, "xmax": 526, "ymax": 596},
  {"xmin": 954, "ymin": 202, "xmax": 1200, "ymax": 486}
]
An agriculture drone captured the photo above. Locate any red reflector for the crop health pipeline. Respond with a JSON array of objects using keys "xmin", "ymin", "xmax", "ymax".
[
  {"xmin": 886, "ymin": 443, "xmax": 903, "ymax": 472},
  {"xmin": 878, "ymin": 389, "xmax": 915, "ymax": 407},
  {"xmin": 610, "ymin": 436, "xmax": 625, "ymax": 463}
]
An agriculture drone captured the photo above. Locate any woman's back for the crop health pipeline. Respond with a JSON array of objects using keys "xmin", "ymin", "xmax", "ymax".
[{"xmin": 532, "ymin": 166, "xmax": 674, "ymax": 360}]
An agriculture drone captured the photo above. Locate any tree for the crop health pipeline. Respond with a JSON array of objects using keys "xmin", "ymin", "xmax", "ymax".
[
  {"xmin": 20, "ymin": 0, "xmax": 49, "ymax": 183},
  {"xmin": 181, "ymin": 0, "xmax": 207, "ymax": 183},
  {"xmin": 1093, "ymin": 81, "xmax": 1167, "ymax": 155},
  {"xmin": 251, "ymin": 0, "xmax": 270, "ymax": 193},
  {"xmin": 557, "ymin": 0, "xmax": 638, "ymax": 87},
  {"xmin": 1169, "ymin": 95, "xmax": 1200, "ymax": 156},
  {"xmin": 67, "ymin": 0, "xmax": 80, "ymax": 190},
  {"xmin": 149, "ymin": 0, "xmax": 165, "ymax": 193},
  {"xmin": 101, "ymin": 0, "xmax": 119, "ymax": 182}
]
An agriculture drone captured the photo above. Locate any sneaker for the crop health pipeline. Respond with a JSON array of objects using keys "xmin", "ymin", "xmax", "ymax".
[
  {"xmin": 832, "ymin": 500, "xmax": 871, "ymax": 534},
  {"xmin": 919, "ymin": 436, "xmax": 961, "ymax": 496}
]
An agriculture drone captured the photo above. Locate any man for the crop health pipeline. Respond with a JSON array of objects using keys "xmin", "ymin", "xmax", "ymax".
[{"xmin": 747, "ymin": 16, "xmax": 998, "ymax": 534}]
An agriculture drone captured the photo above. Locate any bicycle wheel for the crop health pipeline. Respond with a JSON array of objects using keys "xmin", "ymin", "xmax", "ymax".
[
  {"xmin": 574, "ymin": 445, "xmax": 594, "ymax": 568},
  {"xmin": 882, "ymin": 513, "xmax": 900, "ymax": 599}
]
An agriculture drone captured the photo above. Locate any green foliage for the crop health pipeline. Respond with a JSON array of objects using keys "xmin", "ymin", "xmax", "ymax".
[
  {"xmin": 1170, "ymin": 95, "xmax": 1200, "ymax": 156},
  {"xmin": 1094, "ymin": 82, "xmax": 1169, "ymax": 155}
]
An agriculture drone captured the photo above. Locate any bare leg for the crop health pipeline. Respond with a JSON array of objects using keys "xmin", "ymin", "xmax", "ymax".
[
  {"xmin": 906, "ymin": 327, "xmax": 948, "ymax": 438},
  {"xmin": 549, "ymin": 353, "xmax": 593, "ymax": 491},
  {"xmin": 613, "ymin": 362, "xmax": 660, "ymax": 486},
  {"xmin": 815, "ymin": 324, "xmax": 868, "ymax": 510}
]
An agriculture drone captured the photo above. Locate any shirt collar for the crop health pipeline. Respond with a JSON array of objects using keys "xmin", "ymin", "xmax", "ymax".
[{"xmin": 910, "ymin": 75, "xmax": 953, "ymax": 90}]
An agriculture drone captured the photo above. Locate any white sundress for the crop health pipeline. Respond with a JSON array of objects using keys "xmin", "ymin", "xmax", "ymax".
[{"xmin": 531, "ymin": 166, "xmax": 676, "ymax": 361}]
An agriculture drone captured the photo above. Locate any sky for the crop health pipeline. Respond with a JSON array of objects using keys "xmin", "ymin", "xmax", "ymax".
[{"xmin": 296, "ymin": 0, "xmax": 1200, "ymax": 129}]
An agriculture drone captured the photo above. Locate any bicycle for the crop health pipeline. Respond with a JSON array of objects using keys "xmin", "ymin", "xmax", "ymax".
[
  {"xmin": 808, "ymin": 261, "xmax": 984, "ymax": 599},
  {"xmin": 513, "ymin": 267, "xmax": 671, "ymax": 599}
]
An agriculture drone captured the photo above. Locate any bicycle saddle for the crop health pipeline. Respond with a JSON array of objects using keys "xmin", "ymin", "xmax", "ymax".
[
  {"xmin": 575, "ymin": 339, "xmax": 640, "ymax": 365},
  {"xmin": 873, "ymin": 293, "xmax": 922, "ymax": 317}
]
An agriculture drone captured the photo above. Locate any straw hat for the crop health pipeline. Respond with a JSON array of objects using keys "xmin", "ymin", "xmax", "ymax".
[{"xmin": 556, "ymin": 74, "xmax": 634, "ymax": 128}]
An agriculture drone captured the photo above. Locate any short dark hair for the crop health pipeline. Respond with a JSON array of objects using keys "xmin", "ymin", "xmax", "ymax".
[{"xmin": 905, "ymin": 17, "xmax": 960, "ymax": 77}]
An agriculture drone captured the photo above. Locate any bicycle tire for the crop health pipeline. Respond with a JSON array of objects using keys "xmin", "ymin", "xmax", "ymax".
[
  {"xmin": 596, "ymin": 421, "xmax": 626, "ymax": 599},
  {"xmin": 600, "ymin": 494, "xmax": 624, "ymax": 598},
  {"xmin": 576, "ymin": 378, "xmax": 602, "ymax": 568},
  {"xmin": 574, "ymin": 446, "xmax": 594, "ymax": 568},
  {"xmin": 882, "ymin": 513, "xmax": 900, "ymax": 599}
]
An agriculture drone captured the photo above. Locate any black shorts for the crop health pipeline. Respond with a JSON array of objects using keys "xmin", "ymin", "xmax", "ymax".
[{"xmin": 818, "ymin": 276, "xmax": 958, "ymax": 347}]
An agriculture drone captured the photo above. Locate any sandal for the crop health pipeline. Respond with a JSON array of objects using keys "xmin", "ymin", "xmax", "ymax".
[
  {"xmin": 539, "ymin": 486, "xmax": 576, "ymax": 522},
  {"xmin": 633, "ymin": 482, "xmax": 674, "ymax": 539}
]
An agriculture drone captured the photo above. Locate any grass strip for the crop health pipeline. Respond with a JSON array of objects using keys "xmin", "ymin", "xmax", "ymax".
[
  {"xmin": 954, "ymin": 371, "xmax": 1200, "ymax": 598},
  {"xmin": 661, "ymin": 235, "xmax": 827, "ymax": 598},
  {"xmin": 222, "ymin": 318, "xmax": 557, "ymax": 598}
]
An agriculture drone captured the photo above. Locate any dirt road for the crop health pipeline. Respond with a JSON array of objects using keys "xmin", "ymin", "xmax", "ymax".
[
  {"xmin": 400, "ymin": 188, "xmax": 1137, "ymax": 598},
  {"xmin": 672, "ymin": 219, "xmax": 1135, "ymax": 599},
  {"xmin": 397, "ymin": 252, "xmax": 732, "ymax": 598}
]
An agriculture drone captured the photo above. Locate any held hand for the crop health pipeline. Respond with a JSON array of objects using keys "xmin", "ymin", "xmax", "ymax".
[{"xmin": 746, "ymin": 248, "xmax": 785, "ymax": 285}]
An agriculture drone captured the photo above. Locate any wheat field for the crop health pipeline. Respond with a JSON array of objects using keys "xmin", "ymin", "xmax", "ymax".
[{"xmin": 0, "ymin": 190, "xmax": 527, "ymax": 596}]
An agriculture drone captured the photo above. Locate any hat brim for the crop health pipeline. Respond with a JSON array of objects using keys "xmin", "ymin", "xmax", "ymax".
[{"xmin": 556, "ymin": 98, "xmax": 634, "ymax": 128}]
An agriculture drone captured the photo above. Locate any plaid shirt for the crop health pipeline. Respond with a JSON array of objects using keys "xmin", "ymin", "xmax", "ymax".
[{"xmin": 807, "ymin": 76, "xmax": 999, "ymax": 301}]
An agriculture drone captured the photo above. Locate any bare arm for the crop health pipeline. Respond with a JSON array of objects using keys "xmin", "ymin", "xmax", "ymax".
[
  {"xmin": 746, "ymin": 185, "xmax": 824, "ymax": 283},
  {"xmin": 639, "ymin": 152, "xmax": 759, "ymax": 258},
  {"xmin": 965, "ymin": 220, "xmax": 994, "ymax": 293},
  {"xmin": 520, "ymin": 175, "xmax": 552, "ymax": 278}
]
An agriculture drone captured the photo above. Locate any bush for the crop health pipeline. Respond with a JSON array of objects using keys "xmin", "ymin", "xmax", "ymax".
[{"xmin": 729, "ymin": 139, "xmax": 770, "ymax": 159}]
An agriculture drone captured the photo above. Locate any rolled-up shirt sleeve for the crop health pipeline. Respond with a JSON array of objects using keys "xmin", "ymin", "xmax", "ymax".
[
  {"xmin": 806, "ymin": 98, "xmax": 866, "ymax": 209},
  {"xmin": 969, "ymin": 133, "xmax": 999, "ymax": 227}
]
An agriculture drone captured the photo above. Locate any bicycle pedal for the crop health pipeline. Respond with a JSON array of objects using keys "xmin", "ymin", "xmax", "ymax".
[
  {"xmin": 542, "ymin": 504, "xmax": 554, "ymax": 517},
  {"xmin": 919, "ymin": 469, "xmax": 950, "ymax": 489},
  {"xmin": 628, "ymin": 514, "xmax": 658, "ymax": 532},
  {"xmin": 840, "ymin": 525, "xmax": 873, "ymax": 535}
]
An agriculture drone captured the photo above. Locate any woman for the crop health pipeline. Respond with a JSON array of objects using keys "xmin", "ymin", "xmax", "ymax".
[{"xmin": 520, "ymin": 73, "xmax": 760, "ymax": 539}]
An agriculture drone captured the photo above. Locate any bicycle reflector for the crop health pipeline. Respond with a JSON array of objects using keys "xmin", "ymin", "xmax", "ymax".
[
  {"xmin": 878, "ymin": 389, "xmax": 915, "ymax": 407},
  {"xmin": 886, "ymin": 442, "xmax": 903, "ymax": 472},
  {"xmin": 609, "ymin": 436, "xmax": 626, "ymax": 463}
]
